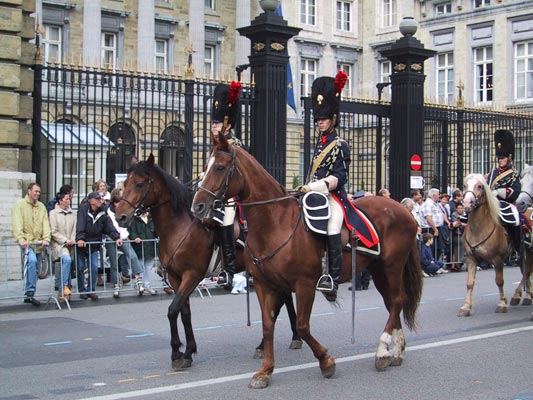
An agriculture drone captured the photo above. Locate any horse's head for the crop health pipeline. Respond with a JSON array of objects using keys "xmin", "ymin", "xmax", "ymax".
[
  {"xmin": 463, "ymin": 173, "xmax": 501, "ymax": 223},
  {"xmin": 192, "ymin": 132, "xmax": 242, "ymax": 223},
  {"xmin": 115, "ymin": 154, "xmax": 158, "ymax": 227},
  {"xmin": 516, "ymin": 163, "xmax": 533, "ymax": 213}
]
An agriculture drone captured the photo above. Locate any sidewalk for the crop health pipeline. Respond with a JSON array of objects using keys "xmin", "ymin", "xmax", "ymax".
[{"xmin": 0, "ymin": 277, "xmax": 231, "ymax": 313}]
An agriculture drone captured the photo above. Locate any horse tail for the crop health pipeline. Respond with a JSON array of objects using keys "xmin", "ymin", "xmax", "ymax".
[{"xmin": 402, "ymin": 239, "xmax": 423, "ymax": 331}]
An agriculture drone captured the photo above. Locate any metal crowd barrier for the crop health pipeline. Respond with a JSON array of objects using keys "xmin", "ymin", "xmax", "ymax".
[{"xmin": 0, "ymin": 238, "xmax": 177, "ymax": 310}]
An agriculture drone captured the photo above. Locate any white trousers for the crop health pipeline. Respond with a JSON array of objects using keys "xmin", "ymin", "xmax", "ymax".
[
  {"xmin": 223, "ymin": 198, "xmax": 236, "ymax": 226},
  {"xmin": 327, "ymin": 195, "xmax": 344, "ymax": 235}
]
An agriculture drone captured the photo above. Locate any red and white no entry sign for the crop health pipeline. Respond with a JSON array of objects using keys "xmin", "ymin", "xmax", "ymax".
[{"xmin": 410, "ymin": 154, "xmax": 422, "ymax": 171}]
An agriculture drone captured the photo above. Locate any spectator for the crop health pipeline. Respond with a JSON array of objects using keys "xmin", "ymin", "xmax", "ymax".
[
  {"xmin": 76, "ymin": 191, "xmax": 121, "ymax": 300},
  {"xmin": 378, "ymin": 188, "xmax": 391, "ymax": 198},
  {"xmin": 93, "ymin": 179, "xmax": 111, "ymax": 202},
  {"xmin": 46, "ymin": 184, "xmax": 74, "ymax": 213},
  {"xmin": 420, "ymin": 233, "xmax": 448, "ymax": 276},
  {"xmin": 438, "ymin": 193, "xmax": 452, "ymax": 261},
  {"xmin": 400, "ymin": 197, "xmax": 422, "ymax": 240},
  {"xmin": 49, "ymin": 191, "xmax": 77, "ymax": 300},
  {"xmin": 12, "ymin": 183, "xmax": 51, "ymax": 306},
  {"xmin": 450, "ymin": 203, "xmax": 467, "ymax": 272},
  {"xmin": 420, "ymin": 188, "xmax": 445, "ymax": 261},
  {"xmin": 448, "ymin": 189, "xmax": 463, "ymax": 215},
  {"xmin": 130, "ymin": 210, "xmax": 158, "ymax": 295},
  {"xmin": 409, "ymin": 189, "xmax": 423, "ymax": 216},
  {"xmin": 106, "ymin": 189, "xmax": 145, "ymax": 298}
]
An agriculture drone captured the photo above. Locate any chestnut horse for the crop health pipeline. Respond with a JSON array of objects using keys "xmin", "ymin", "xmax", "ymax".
[
  {"xmin": 114, "ymin": 154, "xmax": 301, "ymax": 371},
  {"xmin": 192, "ymin": 133, "xmax": 423, "ymax": 389},
  {"xmin": 460, "ymin": 173, "xmax": 533, "ymax": 316}
]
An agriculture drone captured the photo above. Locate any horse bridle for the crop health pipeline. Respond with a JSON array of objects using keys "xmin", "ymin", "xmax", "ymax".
[
  {"xmin": 462, "ymin": 189, "xmax": 480, "ymax": 211},
  {"xmin": 196, "ymin": 146, "xmax": 241, "ymax": 210},
  {"xmin": 518, "ymin": 189, "xmax": 533, "ymax": 207},
  {"xmin": 119, "ymin": 175, "xmax": 154, "ymax": 217}
]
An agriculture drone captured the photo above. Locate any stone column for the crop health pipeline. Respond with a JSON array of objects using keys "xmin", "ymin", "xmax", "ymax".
[
  {"xmin": 235, "ymin": 0, "xmax": 251, "ymax": 81},
  {"xmin": 0, "ymin": 0, "xmax": 38, "ymax": 278},
  {"xmin": 82, "ymin": 0, "xmax": 101, "ymax": 65},
  {"xmin": 188, "ymin": 0, "xmax": 204, "ymax": 73},
  {"xmin": 137, "ymin": 0, "xmax": 155, "ymax": 72}
]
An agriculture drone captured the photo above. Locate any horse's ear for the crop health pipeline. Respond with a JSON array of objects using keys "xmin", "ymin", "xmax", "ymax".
[
  {"xmin": 525, "ymin": 162, "xmax": 530, "ymax": 170},
  {"xmin": 212, "ymin": 130, "xmax": 230, "ymax": 152},
  {"xmin": 147, "ymin": 153, "xmax": 155, "ymax": 167}
]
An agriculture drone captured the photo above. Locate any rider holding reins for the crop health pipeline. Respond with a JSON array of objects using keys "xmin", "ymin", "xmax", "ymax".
[{"xmin": 297, "ymin": 71, "xmax": 349, "ymax": 302}]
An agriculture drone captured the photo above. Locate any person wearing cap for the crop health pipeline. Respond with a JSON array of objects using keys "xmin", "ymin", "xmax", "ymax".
[
  {"xmin": 208, "ymin": 81, "xmax": 243, "ymax": 289},
  {"xmin": 75, "ymin": 191, "xmax": 121, "ymax": 300},
  {"xmin": 486, "ymin": 129, "xmax": 521, "ymax": 256},
  {"xmin": 297, "ymin": 71, "xmax": 349, "ymax": 301}
]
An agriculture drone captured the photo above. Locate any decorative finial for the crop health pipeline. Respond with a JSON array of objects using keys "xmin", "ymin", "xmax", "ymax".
[
  {"xmin": 259, "ymin": 0, "xmax": 280, "ymax": 12},
  {"xmin": 399, "ymin": 17, "xmax": 418, "ymax": 37}
]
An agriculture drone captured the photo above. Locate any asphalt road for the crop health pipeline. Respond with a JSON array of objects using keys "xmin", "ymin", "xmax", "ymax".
[{"xmin": 1, "ymin": 266, "xmax": 532, "ymax": 400}]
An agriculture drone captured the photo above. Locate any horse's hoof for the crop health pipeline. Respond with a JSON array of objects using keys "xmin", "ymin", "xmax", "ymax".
[
  {"xmin": 253, "ymin": 349, "xmax": 264, "ymax": 359},
  {"xmin": 495, "ymin": 306, "xmax": 508, "ymax": 313},
  {"xmin": 390, "ymin": 356, "xmax": 404, "ymax": 367},
  {"xmin": 375, "ymin": 356, "xmax": 392, "ymax": 371},
  {"xmin": 289, "ymin": 339, "xmax": 303, "ymax": 350},
  {"xmin": 248, "ymin": 375, "xmax": 270, "ymax": 389},
  {"xmin": 522, "ymin": 298, "xmax": 532, "ymax": 306},
  {"xmin": 321, "ymin": 363, "xmax": 336, "ymax": 379},
  {"xmin": 510, "ymin": 297, "xmax": 520, "ymax": 306},
  {"xmin": 172, "ymin": 358, "xmax": 192, "ymax": 371},
  {"xmin": 457, "ymin": 308, "xmax": 471, "ymax": 317}
]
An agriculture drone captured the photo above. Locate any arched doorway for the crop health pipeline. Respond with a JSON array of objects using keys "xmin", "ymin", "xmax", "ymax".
[
  {"xmin": 160, "ymin": 125, "xmax": 186, "ymax": 180},
  {"xmin": 107, "ymin": 122, "xmax": 136, "ymax": 187}
]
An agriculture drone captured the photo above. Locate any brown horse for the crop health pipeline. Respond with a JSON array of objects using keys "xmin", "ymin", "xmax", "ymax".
[
  {"xmin": 114, "ymin": 154, "xmax": 301, "ymax": 371},
  {"xmin": 192, "ymin": 133, "xmax": 423, "ymax": 389},
  {"xmin": 460, "ymin": 173, "xmax": 533, "ymax": 316}
]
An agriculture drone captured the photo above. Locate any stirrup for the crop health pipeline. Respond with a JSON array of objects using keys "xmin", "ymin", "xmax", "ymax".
[
  {"xmin": 217, "ymin": 271, "xmax": 229, "ymax": 285},
  {"xmin": 316, "ymin": 274, "xmax": 334, "ymax": 292}
]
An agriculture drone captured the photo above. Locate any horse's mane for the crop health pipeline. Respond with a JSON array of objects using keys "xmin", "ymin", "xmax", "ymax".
[
  {"xmin": 465, "ymin": 173, "xmax": 500, "ymax": 225},
  {"xmin": 131, "ymin": 161, "xmax": 192, "ymax": 216}
]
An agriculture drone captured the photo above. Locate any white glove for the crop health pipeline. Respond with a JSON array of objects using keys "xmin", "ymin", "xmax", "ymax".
[
  {"xmin": 307, "ymin": 179, "xmax": 329, "ymax": 195},
  {"xmin": 492, "ymin": 188, "xmax": 506, "ymax": 199}
]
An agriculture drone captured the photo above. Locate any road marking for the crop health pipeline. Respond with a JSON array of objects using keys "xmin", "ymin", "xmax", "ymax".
[
  {"xmin": 44, "ymin": 340, "xmax": 72, "ymax": 346},
  {"xmin": 125, "ymin": 333, "xmax": 154, "ymax": 338},
  {"xmin": 143, "ymin": 375, "xmax": 160, "ymax": 379},
  {"xmin": 78, "ymin": 325, "xmax": 533, "ymax": 400},
  {"xmin": 116, "ymin": 378, "xmax": 136, "ymax": 383}
]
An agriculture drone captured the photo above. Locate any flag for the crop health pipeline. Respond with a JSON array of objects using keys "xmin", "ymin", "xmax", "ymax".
[{"xmin": 275, "ymin": 4, "xmax": 297, "ymax": 112}]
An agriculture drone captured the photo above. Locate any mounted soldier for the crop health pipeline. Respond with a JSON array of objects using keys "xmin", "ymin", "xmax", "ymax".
[
  {"xmin": 209, "ymin": 82, "xmax": 243, "ymax": 289},
  {"xmin": 297, "ymin": 71, "xmax": 349, "ymax": 301},
  {"xmin": 487, "ymin": 129, "xmax": 522, "ymax": 256}
]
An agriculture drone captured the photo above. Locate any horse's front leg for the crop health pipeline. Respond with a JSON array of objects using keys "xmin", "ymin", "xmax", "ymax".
[
  {"xmin": 282, "ymin": 291, "xmax": 303, "ymax": 349},
  {"xmin": 167, "ymin": 293, "xmax": 185, "ymax": 370},
  {"xmin": 294, "ymin": 282, "xmax": 335, "ymax": 379},
  {"xmin": 174, "ymin": 298, "xmax": 197, "ymax": 370},
  {"xmin": 458, "ymin": 257, "xmax": 478, "ymax": 317},
  {"xmin": 510, "ymin": 273, "xmax": 525, "ymax": 306},
  {"xmin": 494, "ymin": 263, "xmax": 508, "ymax": 313},
  {"xmin": 248, "ymin": 284, "xmax": 280, "ymax": 389}
]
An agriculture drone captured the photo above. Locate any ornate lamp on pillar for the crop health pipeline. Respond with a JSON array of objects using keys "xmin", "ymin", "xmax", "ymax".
[
  {"xmin": 380, "ymin": 17, "xmax": 435, "ymax": 201},
  {"xmin": 237, "ymin": 1, "xmax": 300, "ymax": 184}
]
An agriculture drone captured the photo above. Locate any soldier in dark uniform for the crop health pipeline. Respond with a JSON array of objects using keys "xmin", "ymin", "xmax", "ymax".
[
  {"xmin": 487, "ymin": 129, "xmax": 522, "ymax": 255},
  {"xmin": 298, "ymin": 71, "xmax": 349, "ymax": 301},
  {"xmin": 209, "ymin": 82, "xmax": 243, "ymax": 289}
]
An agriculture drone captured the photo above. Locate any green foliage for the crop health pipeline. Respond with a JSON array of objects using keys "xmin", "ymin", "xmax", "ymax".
[{"xmin": 292, "ymin": 174, "xmax": 300, "ymax": 189}]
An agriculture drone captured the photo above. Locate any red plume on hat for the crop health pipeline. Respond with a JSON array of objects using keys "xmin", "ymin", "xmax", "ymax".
[
  {"xmin": 228, "ymin": 81, "xmax": 242, "ymax": 106},
  {"xmin": 334, "ymin": 70, "xmax": 348, "ymax": 95}
]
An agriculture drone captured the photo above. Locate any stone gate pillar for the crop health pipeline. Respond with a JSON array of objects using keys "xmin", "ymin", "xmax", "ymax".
[
  {"xmin": 381, "ymin": 18, "xmax": 435, "ymax": 201},
  {"xmin": 237, "ymin": 1, "xmax": 300, "ymax": 184}
]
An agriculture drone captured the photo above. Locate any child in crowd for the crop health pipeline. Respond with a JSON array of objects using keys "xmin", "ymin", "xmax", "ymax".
[{"xmin": 420, "ymin": 233, "xmax": 449, "ymax": 276}]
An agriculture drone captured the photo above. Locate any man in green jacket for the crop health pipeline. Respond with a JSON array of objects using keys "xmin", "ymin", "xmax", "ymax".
[{"xmin": 12, "ymin": 183, "xmax": 51, "ymax": 306}]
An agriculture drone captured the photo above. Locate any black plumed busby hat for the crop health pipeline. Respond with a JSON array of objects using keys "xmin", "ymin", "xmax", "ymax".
[
  {"xmin": 494, "ymin": 129, "xmax": 515, "ymax": 159},
  {"xmin": 211, "ymin": 82, "xmax": 242, "ymax": 128},
  {"xmin": 311, "ymin": 71, "xmax": 347, "ymax": 127}
]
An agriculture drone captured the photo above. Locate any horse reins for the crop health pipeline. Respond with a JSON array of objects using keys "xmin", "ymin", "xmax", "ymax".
[
  {"xmin": 119, "ymin": 174, "xmax": 170, "ymax": 216},
  {"xmin": 462, "ymin": 188, "xmax": 498, "ymax": 255}
]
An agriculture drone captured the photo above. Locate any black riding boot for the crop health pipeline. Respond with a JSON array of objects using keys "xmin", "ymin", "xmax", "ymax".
[
  {"xmin": 217, "ymin": 225, "xmax": 236, "ymax": 289},
  {"xmin": 317, "ymin": 234, "xmax": 342, "ymax": 301},
  {"xmin": 510, "ymin": 226, "xmax": 522, "ymax": 263}
]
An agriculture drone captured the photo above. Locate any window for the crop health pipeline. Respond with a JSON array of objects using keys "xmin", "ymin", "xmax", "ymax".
[
  {"xmin": 474, "ymin": 0, "xmax": 490, "ymax": 8},
  {"xmin": 337, "ymin": 63, "xmax": 352, "ymax": 98},
  {"xmin": 435, "ymin": 2, "xmax": 452, "ymax": 15},
  {"xmin": 43, "ymin": 25, "xmax": 62, "ymax": 64},
  {"xmin": 514, "ymin": 41, "xmax": 533, "ymax": 101},
  {"xmin": 101, "ymin": 32, "xmax": 117, "ymax": 70},
  {"xmin": 474, "ymin": 46, "xmax": 493, "ymax": 103},
  {"xmin": 379, "ymin": 60, "xmax": 392, "ymax": 98},
  {"xmin": 300, "ymin": 58, "xmax": 317, "ymax": 98},
  {"xmin": 155, "ymin": 39, "xmax": 168, "ymax": 74},
  {"xmin": 336, "ymin": 1, "xmax": 351, "ymax": 32},
  {"xmin": 436, "ymin": 52, "xmax": 454, "ymax": 104},
  {"xmin": 382, "ymin": 0, "xmax": 396, "ymax": 28},
  {"xmin": 205, "ymin": 0, "xmax": 215, "ymax": 9},
  {"xmin": 300, "ymin": 0, "xmax": 316, "ymax": 26},
  {"xmin": 205, "ymin": 45, "xmax": 215, "ymax": 78}
]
